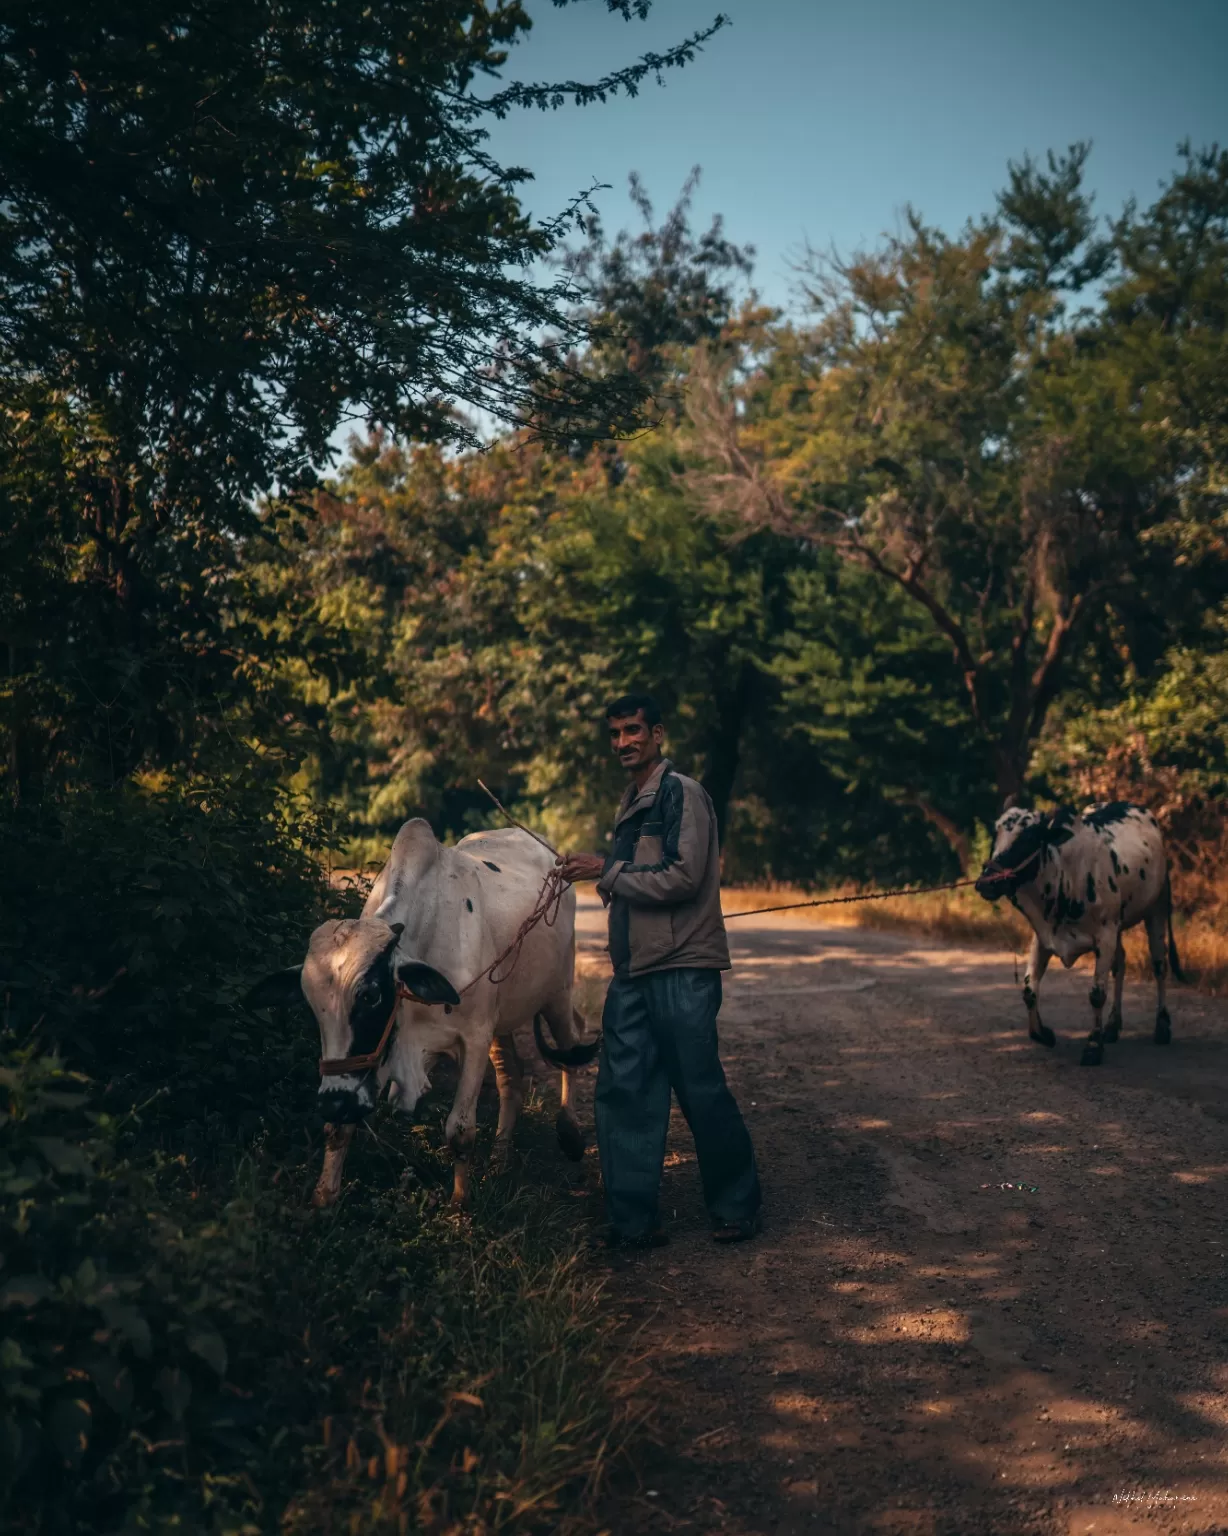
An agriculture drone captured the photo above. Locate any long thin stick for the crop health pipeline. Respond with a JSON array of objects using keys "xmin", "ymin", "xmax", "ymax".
[{"xmin": 477, "ymin": 779, "xmax": 559, "ymax": 857}]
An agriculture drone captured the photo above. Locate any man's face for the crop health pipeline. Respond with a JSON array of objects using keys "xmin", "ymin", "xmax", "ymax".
[{"xmin": 608, "ymin": 710, "xmax": 665, "ymax": 772}]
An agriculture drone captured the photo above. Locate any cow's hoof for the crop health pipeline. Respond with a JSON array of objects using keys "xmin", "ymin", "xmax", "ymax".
[
  {"xmin": 1154, "ymin": 1012, "xmax": 1172, "ymax": 1045},
  {"xmin": 555, "ymin": 1110, "xmax": 587, "ymax": 1163},
  {"xmin": 311, "ymin": 1183, "xmax": 339, "ymax": 1209},
  {"xmin": 1103, "ymin": 1015, "xmax": 1121, "ymax": 1043},
  {"xmin": 1080, "ymin": 1042, "xmax": 1104, "ymax": 1066},
  {"xmin": 1029, "ymin": 1023, "xmax": 1056, "ymax": 1048}
]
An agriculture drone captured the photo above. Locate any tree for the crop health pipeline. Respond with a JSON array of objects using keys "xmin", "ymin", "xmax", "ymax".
[
  {"xmin": 0, "ymin": 0, "xmax": 723, "ymax": 797},
  {"xmin": 563, "ymin": 168, "xmax": 754, "ymax": 426},
  {"xmin": 685, "ymin": 146, "xmax": 1225, "ymax": 810}
]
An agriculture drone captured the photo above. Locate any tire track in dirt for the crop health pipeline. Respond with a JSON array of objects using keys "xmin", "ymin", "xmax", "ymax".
[{"xmin": 569, "ymin": 896, "xmax": 1228, "ymax": 1536}]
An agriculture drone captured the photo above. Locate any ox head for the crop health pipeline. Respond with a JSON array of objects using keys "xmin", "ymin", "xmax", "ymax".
[
  {"xmin": 974, "ymin": 806, "xmax": 1077, "ymax": 902},
  {"xmin": 245, "ymin": 919, "xmax": 459, "ymax": 1124}
]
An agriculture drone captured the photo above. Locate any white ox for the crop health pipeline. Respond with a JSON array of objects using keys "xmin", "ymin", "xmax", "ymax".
[
  {"xmin": 974, "ymin": 801, "xmax": 1184, "ymax": 1065},
  {"xmin": 248, "ymin": 819, "xmax": 597, "ymax": 1206}
]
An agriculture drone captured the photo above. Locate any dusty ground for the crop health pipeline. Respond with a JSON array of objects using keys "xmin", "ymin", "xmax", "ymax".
[{"xmin": 566, "ymin": 894, "xmax": 1228, "ymax": 1536}]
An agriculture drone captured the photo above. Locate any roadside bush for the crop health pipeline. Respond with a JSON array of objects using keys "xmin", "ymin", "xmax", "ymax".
[
  {"xmin": 0, "ymin": 1048, "xmax": 242, "ymax": 1531},
  {"xmin": 0, "ymin": 1053, "xmax": 629, "ymax": 1533},
  {"xmin": 0, "ymin": 776, "xmax": 628, "ymax": 1532},
  {"xmin": 0, "ymin": 769, "xmax": 332, "ymax": 1137}
]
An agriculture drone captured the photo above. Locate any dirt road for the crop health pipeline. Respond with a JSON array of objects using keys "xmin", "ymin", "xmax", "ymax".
[{"xmin": 570, "ymin": 896, "xmax": 1228, "ymax": 1536}]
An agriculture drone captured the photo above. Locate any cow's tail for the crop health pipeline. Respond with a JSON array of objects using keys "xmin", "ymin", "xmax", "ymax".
[
  {"xmin": 533, "ymin": 1012, "xmax": 602, "ymax": 1069},
  {"xmin": 1165, "ymin": 876, "xmax": 1186, "ymax": 984}
]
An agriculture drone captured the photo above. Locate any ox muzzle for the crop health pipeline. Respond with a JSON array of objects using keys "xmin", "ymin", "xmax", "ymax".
[
  {"xmin": 317, "ymin": 1072, "xmax": 379, "ymax": 1124},
  {"xmin": 974, "ymin": 865, "xmax": 1012, "ymax": 901},
  {"xmin": 974, "ymin": 843, "xmax": 1043, "ymax": 902}
]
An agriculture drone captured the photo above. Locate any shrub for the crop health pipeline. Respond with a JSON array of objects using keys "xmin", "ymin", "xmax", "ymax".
[{"xmin": 0, "ymin": 775, "xmax": 630, "ymax": 1532}]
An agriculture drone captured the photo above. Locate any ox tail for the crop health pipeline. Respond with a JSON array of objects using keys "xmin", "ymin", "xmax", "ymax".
[
  {"xmin": 1166, "ymin": 877, "xmax": 1186, "ymax": 984},
  {"xmin": 533, "ymin": 1013, "xmax": 602, "ymax": 1069}
]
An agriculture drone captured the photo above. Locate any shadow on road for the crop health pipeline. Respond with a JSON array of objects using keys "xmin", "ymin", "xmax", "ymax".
[{"xmin": 574, "ymin": 904, "xmax": 1228, "ymax": 1535}]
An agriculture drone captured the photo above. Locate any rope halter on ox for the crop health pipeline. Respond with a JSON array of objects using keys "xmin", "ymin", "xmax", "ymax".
[{"xmin": 318, "ymin": 982, "xmax": 418, "ymax": 1078}]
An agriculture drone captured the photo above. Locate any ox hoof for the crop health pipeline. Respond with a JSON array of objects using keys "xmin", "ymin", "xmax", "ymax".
[
  {"xmin": 1029, "ymin": 1023, "xmax": 1056, "ymax": 1049},
  {"xmin": 1080, "ymin": 1042, "xmax": 1104, "ymax": 1066},
  {"xmin": 1103, "ymin": 1015, "xmax": 1121, "ymax": 1043},
  {"xmin": 1154, "ymin": 1012, "xmax": 1172, "ymax": 1046},
  {"xmin": 311, "ymin": 1184, "xmax": 340, "ymax": 1209},
  {"xmin": 555, "ymin": 1110, "xmax": 587, "ymax": 1163}
]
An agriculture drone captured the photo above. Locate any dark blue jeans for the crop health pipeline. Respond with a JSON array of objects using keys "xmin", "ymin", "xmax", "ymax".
[{"xmin": 595, "ymin": 967, "xmax": 761, "ymax": 1238}]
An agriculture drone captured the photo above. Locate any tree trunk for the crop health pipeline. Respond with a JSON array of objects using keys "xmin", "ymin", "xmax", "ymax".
[
  {"xmin": 901, "ymin": 794, "xmax": 972, "ymax": 873},
  {"xmin": 701, "ymin": 661, "xmax": 755, "ymax": 844},
  {"xmin": 994, "ymin": 746, "xmax": 1027, "ymax": 811}
]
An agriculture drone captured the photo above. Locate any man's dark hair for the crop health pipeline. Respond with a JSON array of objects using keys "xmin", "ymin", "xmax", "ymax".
[{"xmin": 605, "ymin": 691, "xmax": 662, "ymax": 727}]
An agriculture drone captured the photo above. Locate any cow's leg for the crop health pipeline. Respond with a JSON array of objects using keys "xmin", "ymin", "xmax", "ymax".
[
  {"xmin": 446, "ymin": 1039, "xmax": 491, "ymax": 1207},
  {"xmin": 488, "ymin": 1033, "xmax": 524, "ymax": 1171},
  {"xmin": 1145, "ymin": 904, "xmax": 1172, "ymax": 1045},
  {"xmin": 1023, "ymin": 936, "xmax": 1055, "ymax": 1047},
  {"xmin": 1103, "ymin": 938, "xmax": 1126, "ymax": 1043},
  {"xmin": 312, "ymin": 1122, "xmax": 356, "ymax": 1209},
  {"xmin": 538, "ymin": 996, "xmax": 589, "ymax": 1162},
  {"xmin": 1080, "ymin": 934, "xmax": 1116, "ymax": 1066}
]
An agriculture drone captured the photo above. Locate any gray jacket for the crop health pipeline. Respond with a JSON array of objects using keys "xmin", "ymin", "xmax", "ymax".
[{"xmin": 596, "ymin": 758, "xmax": 731, "ymax": 977}]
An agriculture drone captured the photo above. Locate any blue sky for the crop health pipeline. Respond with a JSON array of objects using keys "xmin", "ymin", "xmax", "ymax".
[{"xmin": 485, "ymin": 0, "xmax": 1228, "ymax": 312}]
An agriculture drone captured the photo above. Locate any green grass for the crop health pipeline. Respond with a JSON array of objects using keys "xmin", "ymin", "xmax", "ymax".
[{"xmin": 274, "ymin": 1100, "xmax": 636, "ymax": 1535}]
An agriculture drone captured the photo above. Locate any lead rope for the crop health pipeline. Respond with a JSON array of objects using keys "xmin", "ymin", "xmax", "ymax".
[
  {"xmin": 722, "ymin": 876, "xmax": 980, "ymax": 919},
  {"xmin": 458, "ymin": 863, "xmax": 569, "ymax": 993},
  {"xmin": 473, "ymin": 780, "xmax": 1040, "ymax": 922},
  {"xmin": 722, "ymin": 843, "xmax": 1045, "ymax": 919}
]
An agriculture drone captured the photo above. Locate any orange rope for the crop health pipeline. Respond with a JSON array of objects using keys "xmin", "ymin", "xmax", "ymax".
[{"xmin": 459, "ymin": 864, "xmax": 570, "ymax": 993}]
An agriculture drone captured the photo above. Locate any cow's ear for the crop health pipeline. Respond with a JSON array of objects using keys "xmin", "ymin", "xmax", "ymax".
[
  {"xmin": 396, "ymin": 960, "xmax": 460, "ymax": 1007},
  {"xmin": 383, "ymin": 921, "xmax": 405, "ymax": 953},
  {"xmin": 1043, "ymin": 808, "xmax": 1076, "ymax": 846},
  {"xmin": 245, "ymin": 966, "xmax": 303, "ymax": 1009}
]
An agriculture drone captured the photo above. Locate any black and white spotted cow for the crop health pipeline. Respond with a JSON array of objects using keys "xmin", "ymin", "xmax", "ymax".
[
  {"xmin": 974, "ymin": 801, "xmax": 1184, "ymax": 1065},
  {"xmin": 247, "ymin": 819, "xmax": 598, "ymax": 1207}
]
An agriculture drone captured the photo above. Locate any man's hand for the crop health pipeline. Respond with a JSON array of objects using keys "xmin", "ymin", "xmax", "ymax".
[{"xmin": 556, "ymin": 852, "xmax": 607, "ymax": 884}]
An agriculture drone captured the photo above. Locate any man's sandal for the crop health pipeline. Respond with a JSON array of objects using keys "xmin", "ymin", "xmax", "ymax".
[
  {"xmin": 589, "ymin": 1226, "xmax": 669, "ymax": 1252},
  {"xmin": 712, "ymin": 1216, "xmax": 761, "ymax": 1244}
]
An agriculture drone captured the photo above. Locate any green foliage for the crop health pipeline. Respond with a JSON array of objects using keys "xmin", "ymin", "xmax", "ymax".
[
  {"xmin": 562, "ymin": 169, "xmax": 755, "ymax": 427},
  {"xmin": 685, "ymin": 144, "xmax": 1228, "ymax": 803},
  {"xmin": 254, "ymin": 423, "xmax": 982, "ymax": 882},
  {"xmin": 0, "ymin": 770, "xmax": 332, "ymax": 1129},
  {"xmin": 0, "ymin": 1, "xmax": 718, "ymax": 803},
  {"xmin": 0, "ymin": 1048, "xmax": 627, "ymax": 1533},
  {"xmin": 0, "ymin": 726, "xmax": 629, "ymax": 1531},
  {"xmin": 0, "ymin": 10, "xmax": 718, "ymax": 1531},
  {"xmin": 0, "ymin": 1048, "xmax": 238, "ymax": 1529}
]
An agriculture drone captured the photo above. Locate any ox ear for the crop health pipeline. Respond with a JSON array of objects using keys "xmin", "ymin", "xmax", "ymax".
[
  {"xmin": 384, "ymin": 921, "xmax": 405, "ymax": 953},
  {"xmin": 396, "ymin": 960, "xmax": 460, "ymax": 1007},
  {"xmin": 244, "ymin": 966, "xmax": 304, "ymax": 1010},
  {"xmin": 1043, "ymin": 807, "xmax": 1076, "ymax": 847}
]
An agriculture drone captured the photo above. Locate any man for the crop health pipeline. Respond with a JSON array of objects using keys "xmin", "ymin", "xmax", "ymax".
[{"xmin": 558, "ymin": 692, "xmax": 761, "ymax": 1250}]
